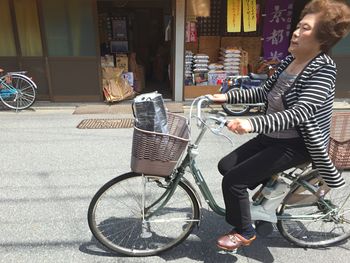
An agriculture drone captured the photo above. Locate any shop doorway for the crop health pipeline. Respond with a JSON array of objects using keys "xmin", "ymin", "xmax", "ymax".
[{"xmin": 97, "ymin": 0, "xmax": 173, "ymax": 99}]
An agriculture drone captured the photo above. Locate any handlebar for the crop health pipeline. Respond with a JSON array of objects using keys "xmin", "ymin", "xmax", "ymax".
[
  {"xmin": 196, "ymin": 96, "xmax": 210, "ymax": 127},
  {"xmin": 189, "ymin": 95, "xmax": 233, "ymax": 146},
  {"xmin": 194, "ymin": 95, "xmax": 228, "ymax": 128}
]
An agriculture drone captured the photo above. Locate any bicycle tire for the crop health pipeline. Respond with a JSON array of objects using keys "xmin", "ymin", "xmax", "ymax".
[
  {"xmin": 0, "ymin": 73, "xmax": 36, "ymax": 110},
  {"xmin": 88, "ymin": 172, "xmax": 200, "ymax": 256},
  {"xmin": 221, "ymin": 104, "xmax": 251, "ymax": 116},
  {"xmin": 221, "ymin": 86, "xmax": 250, "ymax": 116},
  {"xmin": 277, "ymin": 170, "xmax": 350, "ymax": 248}
]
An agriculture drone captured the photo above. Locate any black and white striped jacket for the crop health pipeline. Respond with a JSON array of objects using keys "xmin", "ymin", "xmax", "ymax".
[{"xmin": 226, "ymin": 53, "xmax": 345, "ymax": 188}]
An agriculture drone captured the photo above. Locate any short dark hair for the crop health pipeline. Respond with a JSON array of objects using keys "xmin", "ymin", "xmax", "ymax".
[{"xmin": 301, "ymin": 0, "xmax": 350, "ymax": 52}]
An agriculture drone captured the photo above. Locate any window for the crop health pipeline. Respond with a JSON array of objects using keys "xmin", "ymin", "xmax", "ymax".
[
  {"xmin": 14, "ymin": 0, "xmax": 43, "ymax": 56},
  {"xmin": 42, "ymin": 0, "xmax": 96, "ymax": 56},
  {"xmin": 0, "ymin": 0, "xmax": 16, "ymax": 56}
]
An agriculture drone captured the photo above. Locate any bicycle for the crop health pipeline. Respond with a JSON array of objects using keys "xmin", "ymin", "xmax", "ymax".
[
  {"xmin": 0, "ymin": 68, "xmax": 37, "ymax": 110},
  {"xmin": 87, "ymin": 96, "xmax": 350, "ymax": 256},
  {"xmin": 220, "ymin": 73, "xmax": 268, "ymax": 116}
]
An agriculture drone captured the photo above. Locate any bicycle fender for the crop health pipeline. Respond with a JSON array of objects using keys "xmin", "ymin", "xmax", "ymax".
[{"xmin": 180, "ymin": 177, "xmax": 203, "ymax": 223}]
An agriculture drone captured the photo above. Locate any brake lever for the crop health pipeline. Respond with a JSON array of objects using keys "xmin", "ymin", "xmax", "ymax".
[{"xmin": 208, "ymin": 115, "xmax": 227, "ymax": 134}]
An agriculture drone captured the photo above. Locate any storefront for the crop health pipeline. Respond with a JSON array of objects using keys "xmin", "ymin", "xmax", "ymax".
[
  {"xmin": 183, "ymin": 0, "xmax": 350, "ymax": 99},
  {"xmin": 0, "ymin": 0, "xmax": 349, "ymax": 102},
  {"xmin": 0, "ymin": 0, "xmax": 185, "ymax": 102}
]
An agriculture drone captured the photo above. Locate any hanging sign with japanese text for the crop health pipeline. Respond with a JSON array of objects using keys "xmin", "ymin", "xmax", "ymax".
[
  {"xmin": 263, "ymin": 0, "xmax": 294, "ymax": 61},
  {"xmin": 243, "ymin": 0, "xmax": 256, "ymax": 32},
  {"xmin": 227, "ymin": 0, "xmax": 242, "ymax": 32}
]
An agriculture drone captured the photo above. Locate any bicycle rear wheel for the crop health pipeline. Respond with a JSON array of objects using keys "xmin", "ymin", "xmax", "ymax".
[
  {"xmin": 88, "ymin": 172, "xmax": 200, "ymax": 256},
  {"xmin": 221, "ymin": 104, "xmax": 251, "ymax": 116},
  {"xmin": 277, "ymin": 170, "xmax": 350, "ymax": 248},
  {"xmin": 0, "ymin": 73, "xmax": 36, "ymax": 110}
]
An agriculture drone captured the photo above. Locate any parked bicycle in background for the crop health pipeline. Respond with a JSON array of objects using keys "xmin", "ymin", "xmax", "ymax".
[
  {"xmin": 220, "ymin": 73, "xmax": 268, "ymax": 116},
  {"xmin": 0, "ymin": 68, "xmax": 37, "ymax": 111},
  {"xmin": 219, "ymin": 60, "xmax": 279, "ymax": 116}
]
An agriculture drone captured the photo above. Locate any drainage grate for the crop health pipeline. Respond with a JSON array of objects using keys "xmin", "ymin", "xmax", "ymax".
[{"xmin": 77, "ymin": 119, "xmax": 134, "ymax": 129}]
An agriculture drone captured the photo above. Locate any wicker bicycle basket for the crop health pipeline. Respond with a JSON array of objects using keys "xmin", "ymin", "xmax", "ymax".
[
  {"xmin": 328, "ymin": 111, "xmax": 350, "ymax": 170},
  {"xmin": 131, "ymin": 112, "xmax": 190, "ymax": 176}
]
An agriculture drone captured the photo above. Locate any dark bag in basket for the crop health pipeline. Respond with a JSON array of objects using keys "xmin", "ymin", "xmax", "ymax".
[{"xmin": 133, "ymin": 92, "xmax": 168, "ymax": 133}]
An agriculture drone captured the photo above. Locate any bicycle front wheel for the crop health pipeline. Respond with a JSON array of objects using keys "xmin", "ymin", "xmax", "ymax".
[
  {"xmin": 0, "ymin": 73, "xmax": 36, "ymax": 110},
  {"xmin": 277, "ymin": 170, "xmax": 350, "ymax": 248},
  {"xmin": 88, "ymin": 172, "xmax": 200, "ymax": 256},
  {"xmin": 221, "ymin": 86, "xmax": 250, "ymax": 116}
]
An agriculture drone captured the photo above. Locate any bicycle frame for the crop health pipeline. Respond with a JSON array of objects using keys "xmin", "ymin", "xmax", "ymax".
[
  {"xmin": 143, "ymin": 100, "xmax": 347, "ymax": 224},
  {"xmin": 0, "ymin": 79, "xmax": 19, "ymax": 99},
  {"xmin": 143, "ymin": 120, "xmax": 226, "ymax": 219}
]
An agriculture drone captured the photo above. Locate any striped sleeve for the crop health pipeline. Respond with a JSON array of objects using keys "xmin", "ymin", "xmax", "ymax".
[{"xmin": 249, "ymin": 63, "xmax": 336, "ymax": 134}]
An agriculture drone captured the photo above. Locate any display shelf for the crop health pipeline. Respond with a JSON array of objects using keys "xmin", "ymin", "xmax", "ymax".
[{"xmin": 184, "ymin": 85, "xmax": 220, "ymax": 98}]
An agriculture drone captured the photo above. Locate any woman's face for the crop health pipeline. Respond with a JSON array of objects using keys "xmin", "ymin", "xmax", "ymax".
[{"xmin": 288, "ymin": 13, "xmax": 322, "ymax": 57}]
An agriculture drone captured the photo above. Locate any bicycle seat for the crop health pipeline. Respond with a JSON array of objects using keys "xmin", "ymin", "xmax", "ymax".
[{"xmin": 249, "ymin": 73, "xmax": 268, "ymax": 80}]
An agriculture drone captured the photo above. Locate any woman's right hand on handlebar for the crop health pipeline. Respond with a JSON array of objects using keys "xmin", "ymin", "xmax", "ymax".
[
  {"xmin": 206, "ymin": 94, "xmax": 227, "ymax": 104},
  {"xmin": 226, "ymin": 118, "xmax": 252, "ymax": 134}
]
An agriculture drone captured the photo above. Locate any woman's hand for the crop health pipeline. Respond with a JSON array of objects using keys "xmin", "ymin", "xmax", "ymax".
[
  {"xmin": 206, "ymin": 94, "xmax": 227, "ymax": 104},
  {"xmin": 226, "ymin": 118, "xmax": 252, "ymax": 134}
]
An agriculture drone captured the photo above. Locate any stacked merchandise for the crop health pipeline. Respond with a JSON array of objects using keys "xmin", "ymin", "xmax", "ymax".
[
  {"xmin": 184, "ymin": 51, "xmax": 194, "ymax": 85},
  {"xmin": 193, "ymin": 53, "xmax": 209, "ymax": 86},
  {"xmin": 219, "ymin": 47, "xmax": 242, "ymax": 76}
]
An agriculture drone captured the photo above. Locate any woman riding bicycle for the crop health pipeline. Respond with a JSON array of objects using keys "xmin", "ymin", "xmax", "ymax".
[{"xmin": 209, "ymin": 0, "xmax": 350, "ymax": 252}]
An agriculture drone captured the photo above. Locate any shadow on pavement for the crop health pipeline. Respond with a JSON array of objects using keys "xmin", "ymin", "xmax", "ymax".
[
  {"xmin": 79, "ymin": 209, "xmax": 283, "ymax": 262},
  {"xmin": 79, "ymin": 207, "xmax": 350, "ymax": 262}
]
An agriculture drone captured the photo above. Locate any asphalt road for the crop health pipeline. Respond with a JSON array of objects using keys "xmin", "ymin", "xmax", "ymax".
[{"xmin": 0, "ymin": 106, "xmax": 349, "ymax": 263}]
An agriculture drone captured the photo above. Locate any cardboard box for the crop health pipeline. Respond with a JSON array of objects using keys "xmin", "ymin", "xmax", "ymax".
[
  {"xmin": 194, "ymin": 72, "xmax": 208, "ymax": 85},
  {"xmin": 115, "ymin": 54, "xmax": 128, "ymax": 72},
  {"xmin": 184, "ymin": 85, "xmax": 220, "ymax": 98},
  {"xmin": 101, "ymin": 55, "xmax": 114, "ymax": 67},
  {"xmin": 208, "ymin": 72, "xmax": 227, "ymax": 85},
  {"xmin": 184, "ymin": 74, "xmax": 194, "ymax": 85},
  {"xmin": 122, "ymin": 72, "xmax": 134, "ymax": 87}
]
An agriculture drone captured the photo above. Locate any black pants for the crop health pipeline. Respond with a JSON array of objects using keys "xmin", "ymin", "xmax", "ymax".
[{"xmin": 218, "ymin": 134, "xmax": 311, "ymax": 232}]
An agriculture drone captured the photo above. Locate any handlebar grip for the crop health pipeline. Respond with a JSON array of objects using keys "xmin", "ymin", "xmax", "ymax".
[{"xmin": 196, "ymin": 96, "xmax": 211, "ymax": 127}]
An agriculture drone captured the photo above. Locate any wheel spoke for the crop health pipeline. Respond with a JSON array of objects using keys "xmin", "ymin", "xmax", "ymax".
[
  {"xmin": 277, "ymin": 171, "xmax": 350, "ymax": 247},
  {"xmin": 88, "ymin": 173, "xmax": 199, "ymax": 256},
  {"xmin": 0, "ymin": 74, "xmax": 36, "ymax": 110}
]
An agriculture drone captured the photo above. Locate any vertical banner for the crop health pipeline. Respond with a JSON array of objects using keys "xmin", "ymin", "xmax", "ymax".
[
  {"xmin": 263, "ymin": 0, "xmax": 294, "ymax": 61},
  {"xmin": 227, "ymin": 0, "xmax": 242, "ymax": 32},
  {"xmin": 243, "ymin": 0, "xmax": 257, "ymax": 32},
  {"xmin": 186, "ymin": 21, "xmax": 197, "ymax": 42}
]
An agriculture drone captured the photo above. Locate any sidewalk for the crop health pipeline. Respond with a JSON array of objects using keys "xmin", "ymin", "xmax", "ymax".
[{"xmin": 31, "ymin": 98, "xmax": 350, "ymax": 113}]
